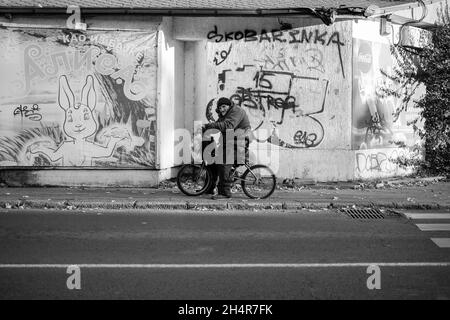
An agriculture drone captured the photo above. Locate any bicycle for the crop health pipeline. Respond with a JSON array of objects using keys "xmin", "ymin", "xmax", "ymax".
[{"xmin": 177, "ymin": 161, "xmax": 276, "ymax": 200}]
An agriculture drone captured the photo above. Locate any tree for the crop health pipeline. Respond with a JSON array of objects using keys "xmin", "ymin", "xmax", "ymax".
[{"xmin": 382, "ymin": 3, "xmax": 450, "ymax": 176}]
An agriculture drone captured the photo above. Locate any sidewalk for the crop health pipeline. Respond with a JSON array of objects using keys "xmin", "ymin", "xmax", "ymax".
[{"xmin": 0, "ymin": 177, "xmax": 449, "ymax": 211}]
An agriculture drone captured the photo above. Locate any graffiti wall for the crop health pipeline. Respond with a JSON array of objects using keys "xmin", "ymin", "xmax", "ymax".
[
  {"xmin": 352, "ymin": 38, "xmax": 417, "ymax": 150},
  {"xmin": 205, "ymin": 22, "xmax": 352, "ymax": 150},
  {"xmin": 355, "ymin": 148, "xmax": 413, "ymax": 179},
  {"xmin": 0, "ymin": 28, "xmax": 157, "ymax": 168}
]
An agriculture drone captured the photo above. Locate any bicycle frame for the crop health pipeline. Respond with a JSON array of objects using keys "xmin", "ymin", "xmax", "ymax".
[
  {"xmin": 196, "ymin": 162, "xmax": 257, "ymax": 184},
  {"xmin": 232, "ymin": 164, "xmax": 259, "ymax": 183}
]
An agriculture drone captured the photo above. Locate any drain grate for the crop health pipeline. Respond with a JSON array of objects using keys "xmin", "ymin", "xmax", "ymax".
[{"xmin": 341, "ymin": 208, "xmax": 385, "ymax": 219}]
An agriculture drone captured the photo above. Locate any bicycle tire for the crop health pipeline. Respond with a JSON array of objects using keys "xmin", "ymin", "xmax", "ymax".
[
  {"xmin": 177, "ymin": 164, "xmax": 212, "ymax": 196},
  {"xmin": 241, "ymin": 164, "xmax": 276, "ymax": 199}
]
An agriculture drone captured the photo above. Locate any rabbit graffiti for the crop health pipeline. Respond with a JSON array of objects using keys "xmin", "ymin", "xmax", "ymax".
[
  {"xmin": 26, "ymin": 75, "xmax": 129, "ymax": 166},
  {"xmin": 0, "ymin": 28, "xmax": 157, "ymax": 168}
]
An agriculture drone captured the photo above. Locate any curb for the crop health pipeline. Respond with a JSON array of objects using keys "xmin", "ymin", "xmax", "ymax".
[{"xmin": 0, "ymin": 200, "xmax": 447, "ymax": 211}]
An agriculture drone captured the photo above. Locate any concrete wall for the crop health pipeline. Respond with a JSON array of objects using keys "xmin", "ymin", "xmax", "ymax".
[
  {"xmin": 0, "ymin": 12, "xmax": 433, "ymax": 186},
  {"xmin": 172, "ymin": 16, "xmax": 427, "ymax": 182},
  {"xmin": 0, "ymin": 14, "xmax": 170, "ymax": 186},
  {"xmin": 352, "ymin": 19, "xmax": 422, "ymax": 180},
  {"xmin": 174, "ymin": 17, "xmax": 354, "ymax": 181},
  {"xmin": 156, "ymin": 17, "xmax": 185, "ymax": 170},
  {"xmin": 0, "ymin": 167, "xmax": 174, "ymax": 187}
]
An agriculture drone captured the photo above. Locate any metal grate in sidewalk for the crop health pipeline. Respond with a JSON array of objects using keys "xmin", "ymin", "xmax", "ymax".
[{"xmin": 340, "ymin": 208, "xmax": 386, "ymax": 219}]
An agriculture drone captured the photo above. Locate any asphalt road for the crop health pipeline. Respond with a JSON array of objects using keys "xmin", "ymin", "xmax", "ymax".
[{"xmin": 0, "ymin": 208, "xmax": 449, "ymax": 300}]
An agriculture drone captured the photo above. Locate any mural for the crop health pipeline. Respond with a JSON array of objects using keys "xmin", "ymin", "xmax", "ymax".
[
  {"xmin": 352, "ymin": 39, "xmax": 417, "ymax": 150},
  {"xmin": 205, "ymin": 24, "xmax": 348, "ymax": 149},
  {"xmin": 0, "ymin": 28, "xmax": 157, "ymax": 167}
]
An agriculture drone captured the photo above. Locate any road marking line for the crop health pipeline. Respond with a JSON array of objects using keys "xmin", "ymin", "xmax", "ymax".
[
  {"xmin": 431, "ymin": 238, "xmax": 450, "ymax": 248},
  {"xmin": 0, "ymin": 263, "xmax": 450, "ymax": 268},
  {"xmin": 404, "ymin": 213, "xmax": 450, "ymax": 220},
  {"xmin": 416, "ymin": 224, "xmax": 450, "ymax": 231}
]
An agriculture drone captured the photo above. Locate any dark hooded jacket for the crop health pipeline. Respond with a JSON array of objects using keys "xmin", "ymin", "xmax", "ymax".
[{"xmin": 205, "ymin": 105, "xmax": 252, "ymax": 164}]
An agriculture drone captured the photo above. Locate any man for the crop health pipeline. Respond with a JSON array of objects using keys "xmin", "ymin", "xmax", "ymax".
[{"xmin": 203, "ymin": 97, "xmax": 251, "ymax": 199}]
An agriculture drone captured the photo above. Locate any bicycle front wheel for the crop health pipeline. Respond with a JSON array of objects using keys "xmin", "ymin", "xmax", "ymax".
[
  {"xmin": 241, "ymin": 165, "xmax": 276, "ymax": 199},
  {"xmin": 177, "ymin": 164, "xmax": 212, "ymax": 196}
]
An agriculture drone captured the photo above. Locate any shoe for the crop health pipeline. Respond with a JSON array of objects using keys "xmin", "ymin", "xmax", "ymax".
[{"xmin": 204, "ymin": 186, "xmax": 217, "ymax": 195}]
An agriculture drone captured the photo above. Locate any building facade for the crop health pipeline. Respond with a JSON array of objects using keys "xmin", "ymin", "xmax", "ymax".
[{"xmin": 0, "ymin": 0, "xmax": 445, "ymax": 186}]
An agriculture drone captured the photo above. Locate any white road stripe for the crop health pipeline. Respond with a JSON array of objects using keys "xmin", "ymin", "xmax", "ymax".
[
  {"xmin": 404, "ymin": 213, "xmax": 450, "ymax": 220},
  {"xmin": 0, "ymin": 263, "xmax": 450, "ymax": 268},
  {"xmin": 416, "ymin": 224, "xmax": 450, "ymax": 231},
  {"xmin": 431, "ymin": 238, "xmax": 450, "ymax": 248}
]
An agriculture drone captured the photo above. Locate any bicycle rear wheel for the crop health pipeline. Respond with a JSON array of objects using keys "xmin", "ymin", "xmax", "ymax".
[
  {"xmin": 177, "ymin": 164, "xmax": 212, "ymax": 196},
  {"xmin": 241, "ymin": 165, "xmax": 276, "ymax": 199}
]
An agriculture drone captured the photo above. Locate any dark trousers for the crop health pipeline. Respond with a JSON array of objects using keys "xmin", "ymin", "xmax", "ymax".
[
  {"xmin": 203, "ymin": 135, "xmax": 249, "ymax": 196},
  {"xmin": 206, "ymin": 163, "xmax": 233, "ymax": 195}
]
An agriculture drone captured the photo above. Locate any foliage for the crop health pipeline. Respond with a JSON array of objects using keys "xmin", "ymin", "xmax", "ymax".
[{"xmin": 381, "ymin": 3, "xmax": 450, "ymax": 176}]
